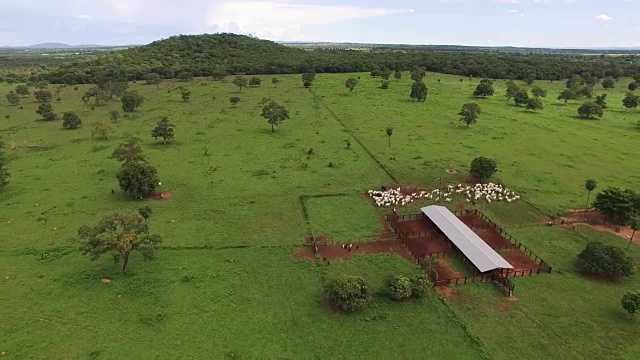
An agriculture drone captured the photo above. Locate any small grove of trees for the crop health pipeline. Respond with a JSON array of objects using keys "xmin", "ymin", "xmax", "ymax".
[
  {"xmin": 384, "ymin": 274, "xmax": 431, "ymax": 301},
  {"xmin": 470, "ymin": 156, "xmax": 498, "ymax": 181},
  {"xmin": 324, "ymin": 275, "xmax": 372, "ymax": 312},
  {"xmin": 302, "ymin": 71, "xmax": 316, "ymax": 88},
  {"xmin": 621, "ymin": 291, "xmax": 640, "ymax": 318},
  {"xmin": 62, "ymin": 112, "xmax": 82, "ymax": 129},
  {"xmin": 151, "ymin": 117, "xmax": 175, "ymax": 144},
  {"xmin": 0, "ymin": 141, "xmax": 9, "ymax": 190},
  {"xmin": 232, "ymin": 76, "xmax": 248, "ymax": 91},
  {"xmin": 473, "ymin": 79, "xmax": 494, "ymax": 98},
  {"xmin": 505, "ymin": 80, "xmax": 520, "ymax": 103},
  {"xmin": 15, "ymin": 85, "xmax": 30, "ymax": 96},
  {"xmin": 345, "ymin": 78, "xmax": 358, "ymax": 93},
  {"xmin": 78, "ymin": 209, "xmax": 162, "ymax": 273},
  {"xmin": 229, "ymin": 96, "xmax": 241, "ymax": 107},
  {"xmin": 514, "ymin": 89, "xmax": 529, "ymax": 107},
  {"xmin": 576, "ymin": 241, "xmax": 634, "ymax": 278},
  {"xmin": 6, "ymin": 91, "xmax": 20, "ymax": 106},
  {"xmin": 260, "ymin": 100, "xmax": 289, "ymax": 132},
  {"xmin": 36, "ymin": 103, "xmax": 56, "ymax": 120},
  {"xmin": 578, "ymin": 102, "xmax": 604, "ymax": 119},
  {"xmin": 249, "ymin": 77, "xmax": 261, "ymax": 87},
  {"xmin": 121, "ymin": 91, "xmax": 146, "ymax": 116},
  {"xmin": 458, "ymin": 103, "xmax": 481, "ymax": 127},
  {"xmin": 593, "ymin": 187, "xmax": 640, "ymax": 224},
  {"xmin": 410, "ymin": 80, "xmax": 427, "ymax": 102}
]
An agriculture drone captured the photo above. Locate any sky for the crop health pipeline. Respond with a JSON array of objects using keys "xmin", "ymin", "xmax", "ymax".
[{"xmin": 0, "ymin": 0, "xmax": 638, "ymax": 48}]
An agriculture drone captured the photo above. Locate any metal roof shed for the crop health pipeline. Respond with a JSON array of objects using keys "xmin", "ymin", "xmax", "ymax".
[{"xmin": 420, "ymin": 205, "xmax": 513, "ymax": 273}]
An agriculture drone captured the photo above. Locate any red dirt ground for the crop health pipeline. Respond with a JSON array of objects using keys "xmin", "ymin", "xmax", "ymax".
[
  {"xmin": 501, "ymin": 249, "xmax": 540, "ymax": 272},
  {"xmin": 437, "ymin": 285, "xmax": 455, "ymax": 298},
  {"xmin": 550, "ymin": 210, "xmax": 639, "ymax": 244},
  {"xmin": 393, "ymin": 218, "xmax": 438, "ymax": 234},
  {"xmin": 405, "ymin": 235, "xmax": 451, "ymax": 259},
  {"xmin": 476, "ymin": 229, "xmax": 513, "ymax": 249},
  {"xmin": 148, "ymin": 192, "xmax": 173, "ymax": 201},
  {"xmin": 458, "ymin": 213, "xmax": 491, "ymax": 228},
  {"xmin": 291, "ymin": 246, "xmax": 315, "ymax": 261}
]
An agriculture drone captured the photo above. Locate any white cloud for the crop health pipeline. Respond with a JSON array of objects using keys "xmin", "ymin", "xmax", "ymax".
[
  {"xmin": 594, "ymin": 13, "xmax": 612, "ymax": 21},
  {"xmin": 493, "ymin": 0, "xmax": 552, "ymax": 3},
  {"xmin": 206, "ymin": 1, "xmax": 414, "ymax": 40},
  {"xmin": 508, "ymin": 9, "xmax": 519, "ymax": 12}
]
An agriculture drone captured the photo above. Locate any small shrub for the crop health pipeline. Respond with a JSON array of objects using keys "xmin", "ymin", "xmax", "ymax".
[
  {"xmin": 384, "ymin": 274, "xmax": 412, "ymax": 301},
  {"xmin": 470, "ymin": 156, "xmax": 498, "ymax": 180},
  {"xmin": 410, "ymin": 274, "xmax": 431, "ymax": 298},
  {"xmin": 324, "ymin": 275, "xmax": 372, "ymax": 312},
  {"xmin": 621, "ymin": 291, "xmax": 640, "ymax": 318},
  {"xmin": 327, "ymin": 162, "xmax": 335, "ymax": 168},
  {"xmin": 577, "ymin": 241, "xmax": 634, "ymax": 277}
]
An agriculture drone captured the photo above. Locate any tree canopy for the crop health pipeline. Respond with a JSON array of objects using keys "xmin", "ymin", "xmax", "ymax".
[
  {"xmin": 151, "ymin": 117, "xmax": 175, "ymax": 144},
  {"xmin": 78, "ymin": 209, "xmax": 162, "ymax": 273},
  {"xmin": 458, "ymin": 103, "xmax": 481, "ymax": 127},
  {"xmin": 62, "ymin": 112, "xmax": 82, "ymax": 129},
  {"xmin": 621, "ymin": 291, "xmax": 640, "ymax": 318},
  {"xmin": 36, "ymin": 103, "xmax": 56, "ymax": 120},
  {"xmin": 117, "ymin": 161, "xmax": 160, "ymax": 198},
  {"xmin": 260, "ymin": 100, "xmax": 289, "ymax": 132},
  {"xmin": 232, "ymin": 76, "xmax": 248, "ymax": 91},
  {"xmin": 121, "ymin": 91, "xmax": 145, "ymax": 115},
  {"xmin": 578, "ymin": 102, "xmax": 604, "ymax": 119},
  {"xmin": 410, "ymin": 80, "xmax": 427, "ymax": 102},
  {"xmin": 324, "ymin": 275, "xmax": 372, "ymax": 312},
  {"xmin": 514, "ymin": 89, "xmax": 529, "ymax": 107},
  {"xmin": 470, "ymin": 156, "xmax": 497, "ymax": 180},
  {"xmin": 112, "ymin": 136, "xmax": 146, "ymax": 164},
  {"xmin": 525, "ymin": 97, "xmax": 544, "ymax": 111},
  {"xmin": 345, "ymin": 78, "xmax": 358, "ymax": 93},
  {"xmin": 576, "ymin": 241, "xmax": 634, "ymax": 277},
  {"xmin": 531, "ymin": 86, "xmax": 547, "ymax": 98},
  {"xmin": 622, "ymin": 92, "xmax": 639, "ymax": 110},
  {"xmin": 593, "ymin": 187, "xmax": 640, "ymax": 224},
  {"xmin": 473, "ymin": 79, "xmax": 494, "ymax": 98}
]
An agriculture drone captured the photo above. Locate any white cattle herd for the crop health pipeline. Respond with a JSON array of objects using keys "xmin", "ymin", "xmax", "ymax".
[{"xmin": 367, "ymin": 183, "xmax": 520, "ymax": 207}]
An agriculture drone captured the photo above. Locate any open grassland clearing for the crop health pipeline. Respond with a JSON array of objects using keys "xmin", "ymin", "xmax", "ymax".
[{"xmin": 1, "ymin": 72, "xmax": 639, "ymax": 359}]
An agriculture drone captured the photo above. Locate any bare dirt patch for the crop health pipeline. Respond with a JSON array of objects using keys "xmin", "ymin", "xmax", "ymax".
[
  {"xmin": 446, "ymin": 169, "xmax": 457, "ymax": 174},
  {"xmin": 552, "ymin": 210, "xmax": 638, "ymax": 244},
  {"xmin": 501, "ymin": 249, "xmax": 540, "ymax": 272},
  {"xmin": 435, "ymin": 258, "xmax": 464, "ymax": 280},
  {"xmin": 292, "ymin": 246, "xmax": 315, "ymax": 261},
  {"xmin": 476, "ymin": 229, "xmax": 512, "ymax": 249},
  {"xmin": 393, "ymin": 218, "xmax": 438, "ymax": 234},
  {"xmin": 148, "ymin": 192, "xmax": 173, "ymax": 201},
  {"xmin": 437, "ymin": 285, "xmax": 455, "ymax": 298},
  {"xmin": 404, "ymin": 235, "xmax": 451, "ymax": 259},
  {"xmin": 458, "ymin": 213, "xmax": 490, "ymax": 228}
]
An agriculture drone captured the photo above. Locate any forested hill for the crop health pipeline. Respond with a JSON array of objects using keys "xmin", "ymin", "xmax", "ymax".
[{"xmin": 44, "ymin": 33, "xmax": 639, "ymax": 84}]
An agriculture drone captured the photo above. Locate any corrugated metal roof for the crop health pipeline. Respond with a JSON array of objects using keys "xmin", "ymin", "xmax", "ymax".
[{"xmin": 421, "ymin": 206, "xmax": 513, "ymax": 272}]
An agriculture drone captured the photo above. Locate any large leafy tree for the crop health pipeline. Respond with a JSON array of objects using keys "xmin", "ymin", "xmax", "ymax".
[
  {"xmin": 78, "ymin": 209, "xmax": 162, "ymax": 273},
  {"xmin": 324, "ymin": 275, "xmax": 372, "ymax": 312},
  {"xmin": 601, "ymin": 78, "xmax": 616, "ymax": 89},
  {"xmin": 566, "ymin": 74, "xmax": 584, "ymax": 89},
  {"xmin": 302, "ymin": 71, "xmax": 316, "ymax": 88},
  {"xmin": 525, "ymin": 98, "xmax": 544, "ymax": 112},
  {"xmin": 151, "ymin": 117, "xmax": 175, "ymax": 144},
  {"xmin": 584, "ymin": 179, "xmax": 597, "ymax": 210},
  {"xmin": 578, "ymin": 102, "xmax": 604, "ymax": 119},
  {"xmin": 232, "ymin": 76, "xmax": 248, "ymax": 91},
  {"xmin": 112, "ymin": 136, "xmax": 146, "ymax": 164},
  {"xmin": 92, "ymin": 121, "xmax": 112, "ymax": 140},
  {"xmin": 36, "ymin": 103, "xmax": 56, "ymax": 120},
  {"xmin": 576, "ymin": 241, "xmax": 634, "ymax": 277},
  {"xmin": 117, "ymin": 161, "xmax": 160, "ymax": 199},
  {"xmin": 260, "ymin": 100, "xmax": 289, "ymax": 132},
  {"xmin": 95, "ymin": 68, "xmax": 129, "ymax": 98},
  {"xmin": 514, "ymin": 89, "xmax": 529, "ymax": 107},
  {"xmin": 558, "ymin": 88, "xmax": 576, "ymax": 105},
  {"xmin": 473, "ymin": 79, "xmax": 494, "ymax": 98},
  {"xmin": 622, "ymin": 92, "xmax": 639, "ymax": 110},
  {"xmin": 458, "ymin": 103, "xmax": 481, "ymax": 127},
  {"xmin": 410, "ymin": 68, "xmax": 425, "ymax": 82},
  {"xmin": 384, "ymin": 275, "xmax": 412, "ymax": 301},
  {"xmin": 470, "ymin": 156, "xmax": 498, "ymax": 181},
  {"xmin": 345, "ymin": 78, "xmax": 358, "ymax": 93},
  {"xmin": 410, "ymin": 80, "xmax": 427, "ymax": 102},
  {"xmin": 34, "ymin": 90, "xmax": 52, "ymax": 103},
  {"xmin": 249, "ymin": 76, "xmax": 261, "ymax": 87},
  {"xmin": 143, "ymin": 72, "xmax": 162, "ymax": 89},
  {"xmin": 505, "ymin": 80, "xmax": 520, "ymax": 103},
  {"xmin": 595, "ymin": 94, "xmax": 607, "ymax": 109},
  {"xmin": 121, "ymin": 91, "xmax": 146, "ymax": 115},
  {"xmin": 62, "ymin": 112, "xmax": 82, "ymax": 129},
  {"xmin": 593, "ymin": 187, "xmax": 640, "ymax": 224},
  {"xmin": 531, "ymin": 86, "xmax": 547, "ymax": 98},
  {"xmin": 524, "ymin": 73, "xmax": 536, "ymax": 85}
]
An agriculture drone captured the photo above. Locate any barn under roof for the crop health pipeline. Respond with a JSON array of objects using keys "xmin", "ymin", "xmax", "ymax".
[{"xmin": 420, "ymin": 205, "xmax": 513, "ymax": 273}]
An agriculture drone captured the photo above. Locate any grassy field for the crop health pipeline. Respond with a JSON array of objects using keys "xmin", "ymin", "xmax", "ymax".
[{"xmin": 1, "ymin": 72, "xmax": 639, "ymax": 358}]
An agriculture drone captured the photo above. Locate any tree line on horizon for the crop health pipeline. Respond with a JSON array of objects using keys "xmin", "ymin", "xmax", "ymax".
[{"xmin": 2, "ymin": 33, "xmax": 638, "ymax": 86}]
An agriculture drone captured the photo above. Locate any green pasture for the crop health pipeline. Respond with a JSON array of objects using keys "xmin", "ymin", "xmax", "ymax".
[{"xmin": 1, "ymin": 72, "xmax": 639, "ymax": 359}]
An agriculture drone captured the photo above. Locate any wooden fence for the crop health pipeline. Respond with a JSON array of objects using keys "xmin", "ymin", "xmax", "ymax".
[{"xmin": 433, "ymin": 271, "xmax": 515, "ymax": 297}]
